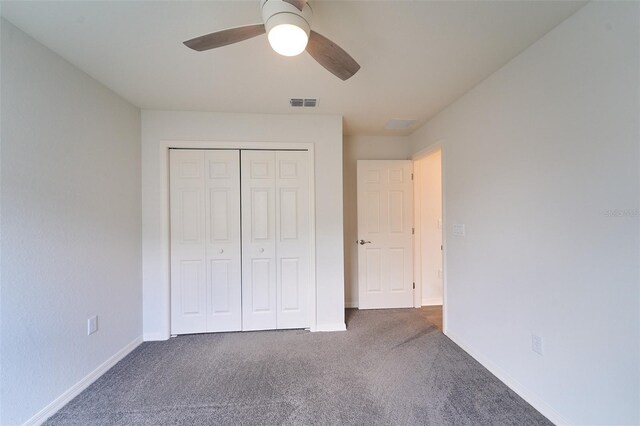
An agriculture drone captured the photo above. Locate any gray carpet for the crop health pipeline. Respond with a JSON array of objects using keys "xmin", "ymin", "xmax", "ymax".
[{"xmin": 46, "ymin": 308, "xmax": 551, "ymax": 425}]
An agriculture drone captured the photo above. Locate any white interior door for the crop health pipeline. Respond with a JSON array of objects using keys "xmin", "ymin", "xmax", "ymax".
[
  {"xmin": 357, "ymin": 160, "xmax": 414, "ymax": 309},
  {"xmin": 275, "ymin": 151, "xmax": 310, "ymax": 329},
  {"xmin": 171, "ymin": 149, "xmax": 311, "ymax": 334},
  {"xmin": 170, "ymin": 149, "xmax": 241, "ymax": 334},
  {"xmin": 241, "ymin": 151, "xmax": 277, "ymax": 330}
]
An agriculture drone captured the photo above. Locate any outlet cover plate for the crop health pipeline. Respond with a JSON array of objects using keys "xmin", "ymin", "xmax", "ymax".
[
  {"xmin": 88, "ymin": 316, "xmax": 98, "ymax": 335},
  {"xmin": 531, "ymin": 334, "xmax": 544, "ymax": 355},
  {"xmin": 453, "ymin": 224, "xmax": 466, "ymax": 237}
]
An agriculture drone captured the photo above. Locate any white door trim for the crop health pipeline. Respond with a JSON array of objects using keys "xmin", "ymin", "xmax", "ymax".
[
  {"xmin": 412, "ymin": 141, "xmax": 447, "ymax": 334},
  {"xmin": 158, "ymin": 140, "xmax": 317, "ymax": 338}
]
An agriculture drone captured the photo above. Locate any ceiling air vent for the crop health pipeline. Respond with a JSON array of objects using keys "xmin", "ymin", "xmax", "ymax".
[
  {"xmin": 385, "ymin": 119, "xmax": 418, "ymax": 130},
  {"xmin": 290, "ymin": 98, "xmax": 319, "ymax": 108},
  {"xmin": 290, "ymin": 98, "xmax": 304, "ymax": 107}
]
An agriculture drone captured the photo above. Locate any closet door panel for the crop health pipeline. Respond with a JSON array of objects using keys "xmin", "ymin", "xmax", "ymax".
[
  {"xmin": 275, "ymin": 151, "xmax": 310, "ymax": 329},
  {"xmin": 241, "ymin": 151, "xmax": 277, "ymax": 331},
  {"xmin": 204, "ymin": 150, "xmax": 241, "ymax": 332},
  {"xmin": 170, "ymin": 150, "xmax": 207, "ymax": 334}
]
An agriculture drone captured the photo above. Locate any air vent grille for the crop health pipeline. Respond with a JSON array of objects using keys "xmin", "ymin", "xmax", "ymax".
[
  {"xmin": 385, "ymin": 119, "xmax": 418, "ymax": 130},
  {"xmin": 290, "ymin": 98, "xmax": 304, "ymax": 107},
  {"xmin": 290, "ymin": 98, "xmax": 319, "ymax": 108}
]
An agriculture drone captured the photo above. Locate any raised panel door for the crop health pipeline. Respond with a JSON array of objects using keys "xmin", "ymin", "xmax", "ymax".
[
  {"xmin": 275, "ymin": 151, "xmax": 310, "ymax": 329},
  {"xmin": 357, "ymin": 160, "xmax": 414, "ymax": 309},
  {"xmin": 204, "ymin": 150, "xmax": 241, "ymax": 332},
  {"xmin": 241, "ymin": 151, "xmax": 277, "ymax": 331},
  {"xmin": 170, "ymin": 150, "xmax": 207, "ymax": 334}
]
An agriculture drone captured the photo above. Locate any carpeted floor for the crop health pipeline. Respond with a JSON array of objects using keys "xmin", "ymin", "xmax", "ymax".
[{"xmin": 47, "ymin": 308, "xmax": 551, "ymax": 425}]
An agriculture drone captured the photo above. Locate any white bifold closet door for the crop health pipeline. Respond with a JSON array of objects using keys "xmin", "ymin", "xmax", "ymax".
[
  {"xmin": 241, "ymin": 150, "xmax": 310, "ymax": 331},
  {"xmin": 170, "ymin": 149, "xmax": 309, "ymax": 334},
  {"xmin": 170, "ymin": 149, "xmax": 242, "ymax": 334}
]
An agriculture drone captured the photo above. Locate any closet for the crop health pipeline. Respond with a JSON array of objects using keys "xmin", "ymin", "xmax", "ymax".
[{"xmin": 169, "ymin": 149, "xmax": 310, "ymax": 334}]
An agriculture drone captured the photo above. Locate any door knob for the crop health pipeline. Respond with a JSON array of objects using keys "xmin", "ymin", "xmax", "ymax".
[
  {"xmin": 358, "ymin": 240, "xmax": 372, "ymax": 245},
  {"xmin": 259, "ymin": 248, "xmax": 264, "ymax": 253},
  {"xmin": 219, "ymin": 249, "xmax": 224, "ymax": 254}
]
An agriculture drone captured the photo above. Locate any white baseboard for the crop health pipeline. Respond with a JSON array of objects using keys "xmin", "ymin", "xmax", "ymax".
[
  {"xmin": 23, "ymin": 336, "xmax": 143, "ymax": 426},
  {"xmin": 446, "ymin": 330, "xmax": 570, "ymax": 426},
  {"xmin": 315, "ymin": 323, "xmax": 347, "ymax": 332},
  {"xmin": 345, "ymin": 301, "xmax": 358, "ymax": 308},
  {"xmin": 143, "ymin": 332, "xmax": 169, "ymax": 341},
  {"xmin": 421, "ymin": 297, "xmax": 443, "ymax": 306}
]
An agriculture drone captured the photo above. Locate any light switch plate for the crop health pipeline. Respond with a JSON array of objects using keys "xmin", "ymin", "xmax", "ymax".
[{"xmin": 88, "ymin": 316, "xmax": 98, "ymax": 335}]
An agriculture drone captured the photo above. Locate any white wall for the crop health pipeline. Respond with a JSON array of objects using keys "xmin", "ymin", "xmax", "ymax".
[
  {"xmin": 0, "ymin": 14, "xmax": 4, "ymax": 425},
  {"xmin": 416, "ymin": 150, "xmax": 443, "ymax": 306},
  {"xmin": 0, "ymin": 14, "xmax": 4, "ymax": 426},
  {"xmin": 142, "ymin": 111, "xmax": 344, "ymax": 337},
  {"xmin": 1, "ymin": 20, "xmax": 142, "ymax": 425},
  {"xmin": 409, "ymin": 2, "xmax": 639, "ymax": 424},
  {"xmin": 343, "ymin": 136, "xmax": 410, "ymax": 307}
]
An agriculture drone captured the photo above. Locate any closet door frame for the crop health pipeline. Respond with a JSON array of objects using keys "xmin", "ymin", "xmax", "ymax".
[{"xmin": 160, "ymin": 141, "xmax": 317, "ymax": 336}]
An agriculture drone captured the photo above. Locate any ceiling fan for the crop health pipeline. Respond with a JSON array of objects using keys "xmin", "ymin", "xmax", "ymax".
[{"xmin": 183, "ymin": 0, "xmax": 360, "ymax": 81}]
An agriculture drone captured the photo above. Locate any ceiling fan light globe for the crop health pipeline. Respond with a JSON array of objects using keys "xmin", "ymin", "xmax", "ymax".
[{"xmin": 268, "ymin": 24, "xmax": 308, "ymax": 56}]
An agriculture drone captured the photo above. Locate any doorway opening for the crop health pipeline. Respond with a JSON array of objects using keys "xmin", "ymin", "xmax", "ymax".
[{"xmin": 413, "ymin": 147, "xmax": 444, "ymax": 331}]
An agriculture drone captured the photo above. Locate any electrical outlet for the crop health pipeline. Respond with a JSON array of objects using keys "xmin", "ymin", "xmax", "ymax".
[
  {"xmin": 453, "ymin": 224, "xmax": 466, "ymax": 237},
  {"xmin": 531, "ymin": 333, "xmax": 544, "ymax": 355},
  {"xmin": 88, "ymin": 316, "xmax": 98, "ymax": 336}
]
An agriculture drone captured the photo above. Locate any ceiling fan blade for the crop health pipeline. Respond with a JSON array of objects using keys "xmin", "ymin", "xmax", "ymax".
[
  {"xmin": 184, "ymin": 24, "xmax": 266, "ymax": 52},
  {"xmin": 306, "ymin": 31, "xmax": 360, "ymax": 81},
  {"xmin": 283, "ymin": 0, "xmax": 307, "ymax": 12}
]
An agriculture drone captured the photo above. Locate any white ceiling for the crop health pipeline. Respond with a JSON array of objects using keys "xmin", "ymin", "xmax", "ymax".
[{"xmin": 1, "ymin": 0, "xmax": 585, "ymax": 136}]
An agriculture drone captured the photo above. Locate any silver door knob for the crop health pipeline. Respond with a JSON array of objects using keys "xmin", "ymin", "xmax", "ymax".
[
  {"xmin": 259, "ymin": 248, "xmax": 264, "ymax": 253},
  {"xmin": 358, "ymin": 240, "xmax": 372, "ymax": 245},
  {"xmin": 219, "ymin": 249, "xmax": 224, "ymax": 254}
]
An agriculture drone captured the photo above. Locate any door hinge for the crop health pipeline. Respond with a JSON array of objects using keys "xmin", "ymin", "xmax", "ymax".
[
  {"xmin": 412, "ymin": 227, "xmax": 415, "ymax": 235},
  {"xmin": 441, "ymin": 245, "xmax": 443, "ymax": 251},
  {"xmin": 412, "ymin": 282, "xmax": 415, "ymax": 289},
  {"xmin": 411, "ymin": 173, "xmax": 414, "ymax": 180}
]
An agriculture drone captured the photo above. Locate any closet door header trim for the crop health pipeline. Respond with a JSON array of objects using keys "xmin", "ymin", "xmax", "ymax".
[{"xmin": 169, "ymin": 148, "xmax": 309, "ymax": 152}]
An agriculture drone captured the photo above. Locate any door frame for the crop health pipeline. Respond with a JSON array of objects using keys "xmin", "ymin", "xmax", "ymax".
[
  {"xmin": 412, "ymin": 141, "xmax": 447, "ymax": 334},
  {"xmin": 159, "ymin": 141, "xmax": 317, "ymax": 335}
]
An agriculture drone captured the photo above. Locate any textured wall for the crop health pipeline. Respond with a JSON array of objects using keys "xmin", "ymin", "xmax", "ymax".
[
  {"xmin": 416, "ymin": 150, "xmax": 443, "ymax": 306},
  {"xmin": 410, "ymin": 2, "xmax": 639, "ymax": 424},
  {"xmin": 1, "ymin": 20, "xmax": 142, "ymax": 425}
]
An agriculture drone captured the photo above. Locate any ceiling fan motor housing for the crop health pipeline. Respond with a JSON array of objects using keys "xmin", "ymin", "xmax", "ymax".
[{"xmin": 261, "ymin": 0, "xmax": 313, "ymax": 37}]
